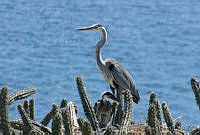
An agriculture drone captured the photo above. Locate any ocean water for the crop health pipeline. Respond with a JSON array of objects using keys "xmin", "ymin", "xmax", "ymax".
[{"xmin": 0, "ymin": 0, "xmax": 200, "ymax": 130}]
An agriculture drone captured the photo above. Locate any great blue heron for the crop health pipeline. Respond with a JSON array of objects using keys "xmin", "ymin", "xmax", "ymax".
[
  {"xmin": 77, "ymin": 24, "xmax": 140, "ymax": 104},
  {"xmin": 94, "ymin": 91, "xmax": 120, "ymax": 128}
]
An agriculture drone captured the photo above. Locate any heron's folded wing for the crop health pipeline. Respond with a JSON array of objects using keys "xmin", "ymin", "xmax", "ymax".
[{"xmin": 110, "ymin": 63, "xmax": 132, "ymax": 90}]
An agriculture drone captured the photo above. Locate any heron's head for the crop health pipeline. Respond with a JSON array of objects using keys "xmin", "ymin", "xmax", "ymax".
[
  {"xmin": 101, "ymin": 91, "xmax": 120, "ymax": 104},
  {"xmin": 76, "ymin": 23, "xmax": 105, "ymax": 33}
]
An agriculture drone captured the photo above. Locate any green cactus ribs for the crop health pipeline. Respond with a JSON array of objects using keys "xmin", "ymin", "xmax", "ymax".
[{"xmin": 76, "ymin": 76, "xmax": 100, "ymax": 132}]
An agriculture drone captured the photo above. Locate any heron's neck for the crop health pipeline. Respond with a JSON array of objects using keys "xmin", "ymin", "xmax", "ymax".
[{"xmin": 96, "ymin": 28, "xmax": 107, "ymax": 71}]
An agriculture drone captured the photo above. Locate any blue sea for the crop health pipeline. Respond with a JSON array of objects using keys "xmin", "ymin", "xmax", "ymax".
[{"xmin": 0, "ymin": 0, "xmax": 200, "ymax": 130}]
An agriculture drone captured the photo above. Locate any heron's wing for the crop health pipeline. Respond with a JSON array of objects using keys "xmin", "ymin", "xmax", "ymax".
[
  {"xmin": 106, "ymin": 59, "xmax": 140, "ymax": 103},
  {"xmin": 109, "ymin": 62, "xmax": 134, "ymax": 90}
]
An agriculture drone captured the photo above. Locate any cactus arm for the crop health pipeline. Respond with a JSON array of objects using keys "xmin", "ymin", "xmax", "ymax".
[
  {"xmin": 29, "ymin": 98, "xmax": 35, "ymax": 120},
  {"xmin": 40, "ymin": 104, "xmax": 58, "ymax": 126},
  {"xmin": 17, "ymin": 104, "xmax": 33, "ymax": 134},
  {"xmin": 162, "ymin": 102, "xmax": 174, "ymax": 134},
  {"xmin": 8, "ymin": 88, "xmax": 36, "ymax": 105}
]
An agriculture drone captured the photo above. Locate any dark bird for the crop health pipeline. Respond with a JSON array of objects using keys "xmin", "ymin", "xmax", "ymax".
[
  {"xmin": 94, "ymin": 91, "xmax": 120, "ymax": 128},
  {"xmin": 77, "ymin": 24, "xmax": 140, "ymax": 104}
]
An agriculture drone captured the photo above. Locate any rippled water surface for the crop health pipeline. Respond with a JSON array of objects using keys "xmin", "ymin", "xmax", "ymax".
[{"xmin": 1, "ymin": 0, "xmax": 200, "ymax": 129}]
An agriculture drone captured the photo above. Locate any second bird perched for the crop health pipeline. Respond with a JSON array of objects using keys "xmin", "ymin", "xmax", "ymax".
[{"xmin": 77, "ymin": 24, "xmax": 140, "ymax": 104}]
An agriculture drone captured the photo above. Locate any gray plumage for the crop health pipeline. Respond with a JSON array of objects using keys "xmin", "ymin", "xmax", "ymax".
[
  {"xmin": 94, "ymin": 100, "xmax": 113, "ymax": 128},
  {"xmin": 93, "ymin": 91, "xmax": 119, "ymax": 128},
  {"xmin": 77, "ymin": 24, "xmax": 140, "ymax": 104}
]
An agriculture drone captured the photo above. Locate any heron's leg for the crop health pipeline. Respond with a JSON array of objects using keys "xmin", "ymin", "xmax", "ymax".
[
  {"xmin": 110, "ymin": 85, "xmax": 115, "ymax": 96},
  {"xmin": 112, "ymin": 88, "xmax": 123, "ymax": 126}
]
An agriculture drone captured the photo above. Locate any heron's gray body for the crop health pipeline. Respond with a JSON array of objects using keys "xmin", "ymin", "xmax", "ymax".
[
  {"xmin": 104, "ymin": 58, "xmax": 136, "ymax": 94},
  {"xmin": 77, "ymin": 23, "xmax": 140, "ymax": 103}
]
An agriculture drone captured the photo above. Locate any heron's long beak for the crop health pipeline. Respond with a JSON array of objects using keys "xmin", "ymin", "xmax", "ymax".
[{"xmin": 76, "ymin": 26, "xmax": 95, "ymax": 31}]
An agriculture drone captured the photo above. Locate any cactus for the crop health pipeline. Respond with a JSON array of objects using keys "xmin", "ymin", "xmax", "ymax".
[
  {"xmin": 77, "ymin": 117, "xmax": 92, "ymax": 135},
  {"xmin": 147, "ymin": 104, "xmax": 156, "ymax": 128},
  {"xmin": 147, "ymin": 104, "xmax": 161, "ymax": 135},
  {"xmin": 23, "ymin": 100, "xmax": 30, "ymax": 117},
  {"xmin": 162, "ymin": 102, "xmax": 174, "ymax": 134},
  {"xmin": 121, "ymin": 90, "xmax": 132, "ymax": 132},
  {"xmin": 10, "ymin": 119, "xmax": 52, "ymax": 134},
  {"xmin": 61, "ymin": 107, "xmax": 73, "ymax": 135},
  {"xmin": 190, "ymin": 78, "xmax": 200, "ymax": 110},
  {"xmin": 0, "ymin": 86, "xmax": 11, "ymax": 135},
  {"xmin": 149, "ymin": 92, "xmax": 162, "ymax": 126},
  {"xmin": 145, "ymin": 125, "xmax": 153, "ymax": 135},
  {"xmin": 76, "ymin": 76, "xmax": 100, "ymax": 132},
  {"xmin": 147, "ymin": 92, "xmax": 162, "ymax": 134},
  {"xmin": 40, "ymin": 104, "xmax": 59, "ymax": 126},
  {"xmin": 104, "ymin": 125, "xmax": 119, "ymax": 135},
  {"xmin": 17, "ymin": 104, "xmax": 33, "ymax": 135},
  {"xmin": 60, "ymin": 98, "xmax": 68, "ymax": 108},
  {"xmin": 52, "ymin": 112, "xmax": 63, "ymax": 135},
  {"xmin": 175, "ymin": 121, "xmax": 183, "ymax": 131},
  {"xmin": 31, "ymin": 120, "xmax": 52, "ymax": 134},
  {"xmin": 8, "ymin": 88, "xmax": 36, "ymax": 105},
  {"xmin": 190, "ymin": 126, "xmax": 200, "ymax": 135},
  {"xmin": 29, "ymin": 98, "xmax": 35, "ymax": 120},
  {"xmin": 9, "ymin": 128, "xmax": 22, "ymax": 135},
  {"xmin": 29, "ymin": 129, "xmax": 45, "ymax": 135},
  {"xmin": 9, "ymin": 120, "xmax": 23, "ymax": 130}
]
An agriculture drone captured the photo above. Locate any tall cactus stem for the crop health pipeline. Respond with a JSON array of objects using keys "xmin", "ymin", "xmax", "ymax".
[
  {"xmin": 29, "ymin": 98, "xmax": 35, "ymax": 120},
  {"xmin": 162, "ymin": 102, "xmax": 174, "ymax": 134},
  {"xmin": 0, "ymin": 86, "xmax": 11, "ymax": 134},
  {"xmin": 76, "ymin": 76, "xmax": 100, "ymax": 132},
  {"xmin": 121, "ymin": 90, "xmax": 132, "ymax": 130},
  {"xmin": 23, "ymin": 100, "xmax": 29, "ymax": 117},
  {"xmin": 52, "ymin": 112, "xmax": 62, "ymax": 135},
  {"xmin": 61, "ymin": 107, "xmax": 73, "ymax": 135}
]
